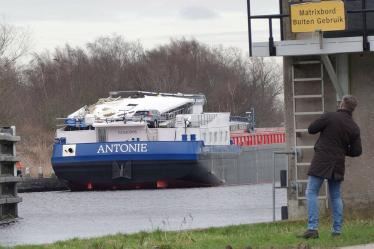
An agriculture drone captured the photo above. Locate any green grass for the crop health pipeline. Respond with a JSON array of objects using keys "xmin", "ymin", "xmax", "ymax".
[{"xmin": 2, "ymin": 218, "xmax": 374, "ymax": 249}]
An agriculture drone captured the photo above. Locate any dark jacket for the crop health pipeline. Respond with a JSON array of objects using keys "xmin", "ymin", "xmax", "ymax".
[{"xmin": 308, "ymin": 109, "xmax": 362, "ymax": 181}]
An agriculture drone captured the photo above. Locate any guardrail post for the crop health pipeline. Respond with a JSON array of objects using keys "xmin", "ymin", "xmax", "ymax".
[
  {"xmin": 273, "ymin": 151, "xmax": 294, "ymax": 222},
  {"xmin": 281, "ymin": 206, "xmax": 288, "ymax": 220}
]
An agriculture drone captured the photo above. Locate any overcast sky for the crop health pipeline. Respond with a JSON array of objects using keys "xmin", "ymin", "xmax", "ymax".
[{"xmin": 0, "ymin": 0, "xmax": 281, "ymax": 55}]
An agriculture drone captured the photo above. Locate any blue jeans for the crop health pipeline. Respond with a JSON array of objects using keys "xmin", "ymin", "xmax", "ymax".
[{"xmin": 306, "ymin": 175, "xmax": 343, "ymax": 233}]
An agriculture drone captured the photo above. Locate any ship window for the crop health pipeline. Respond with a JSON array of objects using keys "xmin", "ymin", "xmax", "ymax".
[
  {"xmin": 225, "ymin": 131, "xmax": 228, "ymax": 142},
  {"xmin": 127, "ymin": 104, "xmax": 137, "ymax": 106},
  {"xmin": 209, "ymin": 132, "xmax": 212, "ymax": 143},
  {"xmin": 214, "ymin": 132, "xmax": 217, "ymax": 143}
]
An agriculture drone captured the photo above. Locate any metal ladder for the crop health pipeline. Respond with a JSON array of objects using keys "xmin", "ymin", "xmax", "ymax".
[{"xmin": 292, "ymin": 60, "xmax": 328, "ymax": 204}]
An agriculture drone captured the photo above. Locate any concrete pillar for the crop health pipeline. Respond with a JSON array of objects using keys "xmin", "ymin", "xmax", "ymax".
[
  {"xmin": 344, "ymin": 54, "xmax": 374, "ymax": 215},
  {"xmin": 284, "ymin": 55, "xmax": 338, "ymax": 219},
  {"xmin": 282, "ymin": 0, "xmax": 374, "ymax": 218}
]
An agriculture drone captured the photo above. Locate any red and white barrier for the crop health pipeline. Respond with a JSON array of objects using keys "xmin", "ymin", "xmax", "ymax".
[{"xmin": 231, "ymin": 132, "xmax": 286, "ymax": 146}]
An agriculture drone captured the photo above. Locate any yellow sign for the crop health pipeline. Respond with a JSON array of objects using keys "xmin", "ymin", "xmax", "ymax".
[{"xmin": 291, "ymin": 1, "xmax": 346, "ymax": 33}]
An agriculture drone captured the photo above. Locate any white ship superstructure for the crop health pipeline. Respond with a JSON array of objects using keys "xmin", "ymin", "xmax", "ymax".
[{"xmin": 57, "ymin": 91, "xmax": 230, "ymax": 146}]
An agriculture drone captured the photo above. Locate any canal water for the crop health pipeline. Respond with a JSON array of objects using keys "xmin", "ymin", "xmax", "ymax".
[{"xmin": 0, "ymin": 184, "xmax": 286, "ymax": 246}]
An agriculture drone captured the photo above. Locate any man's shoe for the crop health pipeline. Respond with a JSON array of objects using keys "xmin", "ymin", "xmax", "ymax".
[
  {"xmin": 297, "ymin": 229, "xmax": 319, "ymax": 239},
  {"xmin": 332, "ymin": 232, "xmax": 341, "ymax": 237}
]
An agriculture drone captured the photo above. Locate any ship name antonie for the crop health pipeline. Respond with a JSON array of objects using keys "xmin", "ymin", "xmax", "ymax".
[{"xmin": 97, "ymin": 143, "xmax": 148, "ymax": 154}]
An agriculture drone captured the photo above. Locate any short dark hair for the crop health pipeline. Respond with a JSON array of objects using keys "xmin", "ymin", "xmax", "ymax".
[{"xmin": 341, "ymin": 95, "xmax": 358, "ymax": 112}]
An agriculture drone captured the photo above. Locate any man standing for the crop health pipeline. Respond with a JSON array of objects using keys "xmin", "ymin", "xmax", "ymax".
[{"xmin": 299, "ymin": 95, "xmax": 362, "ymax": 239}]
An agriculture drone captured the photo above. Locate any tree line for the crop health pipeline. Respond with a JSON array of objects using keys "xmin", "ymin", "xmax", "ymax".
[{"xmin": 0, "ymin": 23, "xmax": 284, "ymax": 136}]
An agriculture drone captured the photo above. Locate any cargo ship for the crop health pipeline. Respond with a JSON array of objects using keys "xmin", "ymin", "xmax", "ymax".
[{"xmin": 51, "ymin": 91, "xmax": 257, "ymax": 190}]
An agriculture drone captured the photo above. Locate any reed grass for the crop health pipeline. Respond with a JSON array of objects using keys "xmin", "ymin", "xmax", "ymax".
[{"xmin": 3, "ymin": 217, "xmax": 374, "ymax": 249}]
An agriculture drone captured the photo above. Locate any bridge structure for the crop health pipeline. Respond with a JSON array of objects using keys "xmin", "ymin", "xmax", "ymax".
[{"xmin": 248, "ymin": 0, "xmax": 374, "ymax": 219}]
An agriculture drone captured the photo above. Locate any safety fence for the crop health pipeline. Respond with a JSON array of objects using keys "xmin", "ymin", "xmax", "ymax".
[{"xmin": 231, "ymin": 132, "xmax": 286, "ymax": 146}]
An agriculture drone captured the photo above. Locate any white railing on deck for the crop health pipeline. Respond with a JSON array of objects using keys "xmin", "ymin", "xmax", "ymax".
[{"xmin": 175, "ymin": 113, "xmax": 219, "ymax": 128}]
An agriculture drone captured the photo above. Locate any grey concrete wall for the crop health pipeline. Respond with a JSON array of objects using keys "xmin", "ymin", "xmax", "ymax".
[{"xmin": 343, "ymin": 54, "xmax": 374, "ymax": 214}]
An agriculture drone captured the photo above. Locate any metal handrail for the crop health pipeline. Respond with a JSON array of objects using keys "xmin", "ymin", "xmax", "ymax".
[
  {"xmin": 247, "ymin": 0, "xmax": 287, "ymax": 56},
  {"xmin": 247, "ymin": 0, "xmax": 374, "ymax": 57}
]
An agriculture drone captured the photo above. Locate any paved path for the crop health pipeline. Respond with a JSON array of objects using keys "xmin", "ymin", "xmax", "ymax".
[{"xmin": 340, "ymin": 244, "xmax": 374, "ymax": 249}]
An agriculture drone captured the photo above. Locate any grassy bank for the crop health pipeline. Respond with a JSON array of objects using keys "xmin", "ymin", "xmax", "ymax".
[{"xmin": 3, "ymin": 218, "xmax": 374, "ymax": 249}]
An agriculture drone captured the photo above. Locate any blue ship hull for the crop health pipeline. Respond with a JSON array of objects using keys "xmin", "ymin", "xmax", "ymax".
[{"xmin": 51, "ymin": 141, "xmax": 237, "ymax": 190}]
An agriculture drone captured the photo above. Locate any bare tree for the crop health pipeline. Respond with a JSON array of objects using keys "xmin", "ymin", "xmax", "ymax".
[
  {"xmin": 0, "ymin": 22, "xmax": 30, "ymax": 64},
  {"xmin": 246, "ymin": 58, "xmax": 283, "ymax": 126},
  {"xmin": 0, "ymin": 22, "xmax": 30, "ymax": 124}
]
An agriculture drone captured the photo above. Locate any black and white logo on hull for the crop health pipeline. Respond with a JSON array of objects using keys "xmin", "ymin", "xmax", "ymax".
[{"xmin": 62, "ymin": 144, "xmax": 76, "ymax": 157}]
